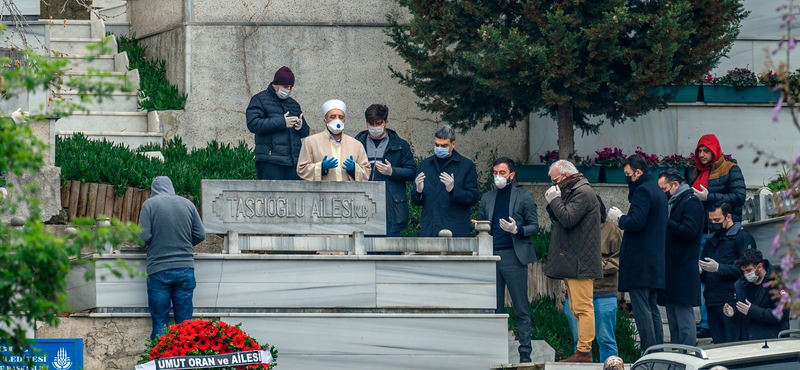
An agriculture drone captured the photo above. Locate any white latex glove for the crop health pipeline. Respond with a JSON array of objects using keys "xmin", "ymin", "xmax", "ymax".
[
  {"xmin": 499, "ymin": 217, "xmax": 518, "ymax": 234},
  {"xmin": 11, "ymin": 108, "xmax": 28, "ymax": 124},
  {"xmin": 375, "ymin": 159, "xmax": 393, "ymax": 176},
  {"xmin": 693, "ymin": 185, "xmax": 709, "ymax": 201},
  {"xmin": 736, "ymin": 300, "xmax": 752, "ymax": 315},
  {"xmin": 284, "ymin": 112, "xmax": 300, "ymax": 128},
  {"xmin": 699, "ymin": 257, "xmax": 719, "ymax": 273},
  {"xmin": 723, "ymin": 303, "xmax": 734, "ymax": 317},
  {"xmin": 293, "ymin": 114, "xmax": 304, "ymax": 130},
  {"xmin": 415, "ymin": 172, "xmax": 426, "ymax": 193},
  {"xmin": 607, "ymin": 207, "xmax": 624, "ymax": 223},
  {"xmin": 439, "ymin": 172, "xmax": 455, "ymax": 192},
  {"xmin": 544, "ymin": 185, "xmax": 561, "ymax": 203}
]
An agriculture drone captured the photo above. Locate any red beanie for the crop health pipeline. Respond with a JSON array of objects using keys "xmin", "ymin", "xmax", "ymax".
[{"xmin": 271, "ymin": 66, "xmax": 295, "ymax": 86}]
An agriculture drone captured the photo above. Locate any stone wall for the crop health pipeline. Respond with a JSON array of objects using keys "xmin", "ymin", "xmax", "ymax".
[{"xmin": 129, "ymin": 0, "xmax": 528, "ymax": 174}]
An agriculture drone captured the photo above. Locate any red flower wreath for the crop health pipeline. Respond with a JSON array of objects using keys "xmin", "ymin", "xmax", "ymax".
[{"xmin": 139, "ymin": 319, "xmax": 278, "ymax": 370}]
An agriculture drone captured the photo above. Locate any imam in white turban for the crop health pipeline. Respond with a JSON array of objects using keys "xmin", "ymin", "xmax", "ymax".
[{"xmin": 321, "ymin": 99, "xmax": 347, "ymax": 116}]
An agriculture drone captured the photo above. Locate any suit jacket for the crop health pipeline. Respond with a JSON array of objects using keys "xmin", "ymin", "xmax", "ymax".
[{"xmin": 478, "ymin": 185, "xmax": 540, "ymax": 264}]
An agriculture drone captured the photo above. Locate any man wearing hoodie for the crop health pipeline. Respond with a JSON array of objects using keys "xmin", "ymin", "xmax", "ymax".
[
  {"xmin": 724, "ymin": 248, "xmax": 789, "ymax": 341},
  {"xmin": 689, "ymin": 134, "xmax": 746, "ymax": 339},
  {"xmin": 138, "ymin": 176, "xmax": 207, "ymax": 340},
  {"xmin": 354, "ymin": 104, "xmax": 417, "ymax": 236}
]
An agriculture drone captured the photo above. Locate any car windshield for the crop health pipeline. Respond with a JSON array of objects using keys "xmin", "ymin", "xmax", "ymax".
[{"xmin": 701, "ymin": 357, "xmax": 800, "ymax": 370}]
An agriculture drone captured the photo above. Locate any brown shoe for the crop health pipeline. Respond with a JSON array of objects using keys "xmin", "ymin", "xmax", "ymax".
[{"xmin": 559, "ymin": 350, "xmax": 592, "ymax": 363}]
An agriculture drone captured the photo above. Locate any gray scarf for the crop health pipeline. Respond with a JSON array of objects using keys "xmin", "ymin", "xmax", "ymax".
[
  {"xmin": 668, "ymin": 182, "xmax": 692, "ymax": 214},
  {"xmin": 366, "ymin": 136, "xmax": 389, "ymax": 164}
]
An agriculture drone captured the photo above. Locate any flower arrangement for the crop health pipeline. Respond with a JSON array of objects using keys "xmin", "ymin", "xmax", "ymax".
[
  {"xmin": 634, "ymin": 148, "xmax": 659, "ymax": 167},
  {"xmin": 712, "ymin": 67, "xmax": 758, "ymax": 88},
  {"xmin": 759, "ymin": 70, "xmax": 781, "ymax": 86},
  {"xmin": 574, "ymin": 154, "xmax": 595, "ymax": 168},
  {"xmin": 594, "ymin": 147, "xmax": 626, "ymax": 168},
  {"xmin": 659, "ymin": 153, "xmax": 693, "ymax": 168},
  {"xmin": 139, "ymin": 319, "xmax": 278, "ymax": 370},
  {"xmin": 538, "ymin": 150, "xmax": 559, "ymax": 165}
]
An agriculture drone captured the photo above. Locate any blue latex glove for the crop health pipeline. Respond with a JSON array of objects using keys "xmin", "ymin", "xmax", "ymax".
[
  {"xmin": 342, "ymin": 156, "xmax": 355, "ymax": 171},
  {"xmin": 321, "ymin": 155, "xmax": 339, "ymax": 171}
]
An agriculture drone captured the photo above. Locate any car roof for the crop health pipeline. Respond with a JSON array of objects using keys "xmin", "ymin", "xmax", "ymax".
[{"xmin": 634, "ymin": 338, "xmax": 800, "ymax": 368}]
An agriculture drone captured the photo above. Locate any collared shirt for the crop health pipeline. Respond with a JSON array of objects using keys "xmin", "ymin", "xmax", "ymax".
[{"xmin": 329, "ymin": 134, "xmax": 342, "ymax": 145}]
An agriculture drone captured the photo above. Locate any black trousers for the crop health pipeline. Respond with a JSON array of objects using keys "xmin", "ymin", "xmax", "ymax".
[
  {"xmin": 707, "ymin": 304, "xmax": 736, "ymax": 344},
  {"xmin": 256, "ymin": 161, "xmax": 301, "ymax": 180}
]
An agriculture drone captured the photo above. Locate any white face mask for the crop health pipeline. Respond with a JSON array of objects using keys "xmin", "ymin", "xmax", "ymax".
[
  {"xmin": 494, "ymin": 175, "xmax": 509, "ymax": 189},
  {"xmin": 327, "ymin": 119, "xmax": 344, "ymax": 135},
  {"xmin": 744, "ymin": 267, "xmax": 760, "ymax": 283},
  {"xmin": 368, "ymin": 126, "xmax": 385, "ymax": 139},
  {"xmin": 276, "ymin": 87, "xmax": 291, "ymax": 100}
]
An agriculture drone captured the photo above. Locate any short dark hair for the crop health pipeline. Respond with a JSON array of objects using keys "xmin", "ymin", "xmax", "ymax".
[
  {"xmin": 621, "ymin": 154, "xmax": 648, "ymax": 173},
  {"xmin": 597, "ymin": 195, "xmax": 607, "ymax": 223},
  {"xmin": 492, "ymin": 157, "xmax": 515, "ymax": 173},
  {"xmin": 735, "ymin": 248, "xmax": 763, "ymax": 269},
  {"xmin": 708, "ymin": 201, "xmax": 732, "ymax": 218},
  {"xmin": 658, "ymin": 168, "xmax": 685, "ymax": 184},
  {"xmin": 365, "ymin": 104, "xmax": 388, "ymax": 123},
  {"xmin": 435, "ymin": 125, "xmax": 456, "ymax": 142}
]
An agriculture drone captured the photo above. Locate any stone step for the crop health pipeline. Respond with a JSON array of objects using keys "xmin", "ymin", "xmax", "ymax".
[
  {"xmin": 51, "ymin": 37, "xmax": 117, "ymax": 56},
  {"xmin": 56, "ymin": 130, "xmax": 162, "ymax": 150},
  {"xmin": 91, "ymin": 0, "xmax": 125, "ymax": 8},
  {"xmin": 105, "ymin": 22, "xmax": 130, "ymax": 38},
  {"xmin": 60, "ymin": 69, "xmax": 140, "ymax": 90},
  {"xmin": 98, "ymin": 3, "xmax": 128, "ymax": 22},
  {"xmin": 54, "ymin": 111, "xmax": 148, "ymax": 132},
  {"xmin": 48, "ymin": 20, "xmax": 92, "ymax": 39},
  {"xmin": 62, "ymin": 54, "xmax": 123, "ymax": 72},
  {"xmin": 54, "ymin": 91, "xmax": 140, "ymax": 112}
]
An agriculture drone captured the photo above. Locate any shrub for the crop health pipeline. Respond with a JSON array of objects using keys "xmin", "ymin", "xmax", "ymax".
[{"xmin": 116, "ymin": 33, "xmax": 187, "ymax": 111}]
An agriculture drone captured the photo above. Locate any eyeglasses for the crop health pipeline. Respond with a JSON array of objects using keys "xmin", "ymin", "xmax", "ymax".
[{"xmin": 551, "ymin": 174, "xmax": 565, "ymax": 186}]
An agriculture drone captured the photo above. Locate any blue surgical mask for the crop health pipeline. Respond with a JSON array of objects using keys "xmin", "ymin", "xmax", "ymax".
[{"xmin": 434, "ymin": 147, "xmax": 450, "ymax": 159}]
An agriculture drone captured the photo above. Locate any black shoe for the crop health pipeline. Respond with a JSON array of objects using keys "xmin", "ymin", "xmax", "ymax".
[
  {"xmin": 519, "ymin": 353, "xmax": 532, "ymax": 363},
  {"xmin": 696, "ymin": 327, "xmax": 711, "ymax": 339}
]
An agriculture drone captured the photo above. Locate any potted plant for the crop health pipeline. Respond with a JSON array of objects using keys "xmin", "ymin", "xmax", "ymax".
[
  {"xmin": 703, "ymin": 68, "xmax": 775, "ymax": 103},
  {"xmin": 634, "ymin": 149, "xmax": 666, "ymax": 179},
  {"xmin": 595, "ymin": 147, "xmax": 627, "ymax": 183},
  {"xmin": 516, "ymin": 150, "xmax": 558, "ymax": 183},
  {"xmin": 574, "ymin": 154, "xmax": 600, "ymax": 183},
  {"xmin": 659, "ymin": 153, "xmax": 694, "ymax": 180}
]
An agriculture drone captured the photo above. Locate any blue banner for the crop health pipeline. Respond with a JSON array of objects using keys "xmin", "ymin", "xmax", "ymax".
[{"xmin": 0, "ymin": 339, "xmax": 83, "ymax": 370}]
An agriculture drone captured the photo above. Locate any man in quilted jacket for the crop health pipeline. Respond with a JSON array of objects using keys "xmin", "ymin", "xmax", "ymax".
[{"xmin": 543, "ymin": 160, "xmax": 602, "ymax": 363}]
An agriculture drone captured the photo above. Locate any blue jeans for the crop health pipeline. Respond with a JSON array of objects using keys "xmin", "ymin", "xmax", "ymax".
[
  {"xmin": 699, "ymin": 234, "xmax": 708, "ymax": 329},
  {"xmin": 147, "ymin": 268, "xmax": 196, "ymax": 340},
  {"xmin": 565, "ymin": 296, "xmax": 618, "ymax": 363}
]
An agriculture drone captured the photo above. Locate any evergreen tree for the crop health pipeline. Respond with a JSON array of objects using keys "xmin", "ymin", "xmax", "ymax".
[{"xmin": 386, "ymin": 0, "xmax": 747, "ymax": 159}]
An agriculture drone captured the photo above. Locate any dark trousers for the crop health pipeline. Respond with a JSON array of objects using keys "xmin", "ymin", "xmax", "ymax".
[
  {"xmin": 707, "ymin": 304, "xmax": 736, "ymax": 344},
  {"xmin": 495, "ymin": 248, "xmax": 532, "ymax": 357},
  {"xmin": 666, "ymin": 303, "xmax": 696, "ymax": 345},
  {"xmin": 256, "ymin": 161, "xmax": 301, "ymax": 180},
  {"xmin": 629, "ymin": 288, "xmax": 664, "ymax": 351}
]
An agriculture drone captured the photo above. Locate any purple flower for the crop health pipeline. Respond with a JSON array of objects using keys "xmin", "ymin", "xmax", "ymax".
[
  {"xmin": 772, "ymin": 304, "xmax": 785, "ymax": 320},
  {"xmin": 772, "ymin": 96, "xmax": 784, "ymax": 123},
  {"xmin": 781, "ymin": 254, "xmax": 794, "ymax": 273},
  {"xmin": 790, "ymin": 37, "xmax": 797, "ymax": 52}
]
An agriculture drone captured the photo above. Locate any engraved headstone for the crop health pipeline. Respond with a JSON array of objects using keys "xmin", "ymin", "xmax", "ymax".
[{"xmin": 202, "ymin": 180, "xmax": 386, "ymax": 235}]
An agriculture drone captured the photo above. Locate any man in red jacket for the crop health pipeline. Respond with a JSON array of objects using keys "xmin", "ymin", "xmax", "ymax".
[{"xmin": 689, "ymin": 134, "xmax": 747, "ymax": 339}]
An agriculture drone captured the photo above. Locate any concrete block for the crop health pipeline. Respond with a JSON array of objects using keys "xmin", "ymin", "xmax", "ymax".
[
  {"xmin": 49, "ymin": 21, "xmax": 92, "ymax": 39},
  {"xmin": 64, "ymin": 55, "xmax": 116, "ymax": 72},
  {"xmin": 114, "ymin": 51, "xmax": 130, "ymax": 72},
  {"xmin": 55, "ymin": 111, "xmax": 148, "ymax": 132},
  {"xmin": 1, "ymin": 166, "xmax": 62, "ymax": 223},
  {"xmin": 55, "ymin": 91, "xmax": 140, "ymax": 112}
]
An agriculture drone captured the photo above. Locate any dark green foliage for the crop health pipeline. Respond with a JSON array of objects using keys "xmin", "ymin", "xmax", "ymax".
[
  {"xmin": 56, "ymin": 134, "xmax": 256, "ymax": 205},
  {"xmin": 116, "ymin": 33, "xmax": 187, "ymax": 111},
  {"xmin": 386, "ymin": 0, "xmax": 747, "ymax": 152},
  {"xmin": 508, "ymin": 295, "xmax": 641, "ymax": 363},
  {"xmin": 531, "ymin": 229, "xmax": 551, "ymax": 263}
]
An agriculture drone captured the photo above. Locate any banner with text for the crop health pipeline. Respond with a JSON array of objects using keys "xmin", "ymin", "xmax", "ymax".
[{"xmin": 135, "ymin": 350, "xmax": 273, "ymax": 370}]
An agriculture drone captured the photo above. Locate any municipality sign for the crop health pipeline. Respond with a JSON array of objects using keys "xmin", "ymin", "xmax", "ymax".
[{"xmin": 0, "ymin": 339, "xmax": 83, "ymax": 370}]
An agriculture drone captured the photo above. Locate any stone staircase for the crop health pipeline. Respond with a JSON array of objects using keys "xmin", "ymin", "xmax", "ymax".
[{"xmin": 49, "ymin": 3, "xmax": 161, "ymax": 149}]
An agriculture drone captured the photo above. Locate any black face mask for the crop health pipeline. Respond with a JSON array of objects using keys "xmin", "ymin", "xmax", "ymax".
[
  {"xmin": 664, "ymin": 190, "xmax": 672, "ymax": 200},
  {"xmin": 709, "ymin": 222, "xmax": 724, "ymax": 233},
  {"xmin": 625, "ymin": 175, "xmax": 633, "ymax": 183}
]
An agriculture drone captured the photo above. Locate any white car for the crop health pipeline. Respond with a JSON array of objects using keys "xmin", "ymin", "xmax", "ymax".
[{"xmin": 631, "ymin": 330, "xmax": 800, "ymax": 370}]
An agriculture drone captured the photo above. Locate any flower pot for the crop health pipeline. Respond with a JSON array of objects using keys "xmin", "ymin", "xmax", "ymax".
[
  {"xmin": 602, "ymin": 166, "xmax": 627, "ymax": 184},
  {"xmin": 702, "ymin": 84, "xmax": 776, "ymax": 103},
  {"xmin": 515, "ymin": 164, "xmax": 551, "ymax": 183},
  {"xmin": 579, "ymin": 165, "xmax": 600, "ymax": 183},
  {"xmin": 650, "ymin": 84, "xmax": 700, "ymax": 102},
  {"xmin": 649, "ymin": 166, "xmax": 670, "ymax": 179}
]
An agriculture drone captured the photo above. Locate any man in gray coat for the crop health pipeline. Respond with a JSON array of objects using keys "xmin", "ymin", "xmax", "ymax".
[
  {"xmin": 477, "ymin": 157, "xmax": 539, "ymax": 363},
  {"xmin": 544, "ymin": 160, "xmax": 602, "ymax": 363},
  {"xmin": 138, "ymin": 176, "xmax": 206, "ymax": 340}
]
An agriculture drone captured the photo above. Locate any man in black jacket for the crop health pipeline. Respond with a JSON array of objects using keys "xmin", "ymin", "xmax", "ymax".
[
  {"xmin": 246, "ymin": 66, "xmax": 310, "ymax": 180},
  {"xmin": 657, "ymin": 169, "xmax": 704, "ymax": 345},
  {"xmin": 354, "ymin": 104, "xmax": 417, "ymax": 236},
  {"xmin": 724, "ymin": 248, "xmax": 789, "ymax": 341},
  {"xmin": 411, "ymin": 125, "xmax": 479, "ymax": 237},
  {"xmin": 606, "ymin": 154, "xmax": 668, "ymax": 352},
  {"xmin": 700, "ymin": 201, "xmax": 757, "ymax": 344}
]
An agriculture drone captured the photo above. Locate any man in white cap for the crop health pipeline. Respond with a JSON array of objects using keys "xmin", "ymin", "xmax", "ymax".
[{"xmin": 297, "ymin": 99, "xmax": 371, "ymax": 181}]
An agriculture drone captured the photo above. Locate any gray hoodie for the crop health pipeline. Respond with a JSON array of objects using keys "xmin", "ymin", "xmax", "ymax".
[{"xmin": 139, "ymin": 176, "xmax": 206, "ymax": 275}]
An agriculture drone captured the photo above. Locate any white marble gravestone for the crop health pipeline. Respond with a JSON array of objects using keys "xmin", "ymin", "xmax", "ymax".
[{"xmin": 202, "ymin": 180, "xmax": 387, "ymax": 235}]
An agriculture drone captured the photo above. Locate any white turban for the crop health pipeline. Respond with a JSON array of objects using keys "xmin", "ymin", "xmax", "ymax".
[{"xmin": 321, "ymin": 99, "xmax": 346, "ymax": 116}]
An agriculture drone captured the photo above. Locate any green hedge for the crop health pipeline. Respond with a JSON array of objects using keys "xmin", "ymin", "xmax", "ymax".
[
  {"xmin": 116, "ymin": 33, "xmax": 187, "ymax": 111},
  {"xmin": 507, "ymin": 294, "xmax": 642, "ymax": 363},
  {"xmin": 56, "ymin": 134, "xmax": 255, "ymax": 202}
]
